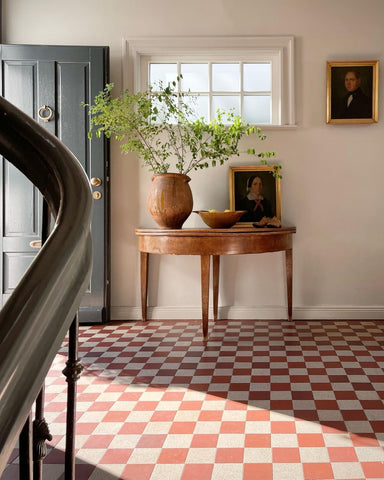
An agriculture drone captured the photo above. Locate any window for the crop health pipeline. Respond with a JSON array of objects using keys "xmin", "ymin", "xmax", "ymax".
[
  {"xmin": 147, "ymin": 62, "xmax": 272, "ymax": 124},
  {"xmin": 124, "ymin": 36, "xmax": 295, "ymax": 127}
]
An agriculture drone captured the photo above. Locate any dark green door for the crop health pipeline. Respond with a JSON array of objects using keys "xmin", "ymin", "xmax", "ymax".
[{"xmin": 0, "ymin": 44, "xmax": 110, "ymax": 323}]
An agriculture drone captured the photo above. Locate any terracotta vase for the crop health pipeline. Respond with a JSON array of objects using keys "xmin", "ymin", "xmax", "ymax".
[{"xmin": 147, "ymin": 173, "xmax": 193, "ymax": 229}]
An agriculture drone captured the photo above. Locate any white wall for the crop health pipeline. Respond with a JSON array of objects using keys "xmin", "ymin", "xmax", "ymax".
[{"xmin": 4, "ymin": 0, "xmax": 384, "ymax": 321}]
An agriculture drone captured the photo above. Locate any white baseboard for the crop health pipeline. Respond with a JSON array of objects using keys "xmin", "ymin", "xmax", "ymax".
[
  {"xmin": 293, "ymin": 306, "xmax": 384, "ymax": 320},
  {"xmin": 111, "ymin": 305, "xmax": 384, "ymax": 321}
]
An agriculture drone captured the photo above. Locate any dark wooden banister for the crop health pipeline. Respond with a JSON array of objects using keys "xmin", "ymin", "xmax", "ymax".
[{"xmin": 0, "ymin": 96, "xmax": 93, "ymax": 475}]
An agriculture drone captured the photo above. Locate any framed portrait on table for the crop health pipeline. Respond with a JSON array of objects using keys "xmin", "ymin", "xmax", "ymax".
[
  {"xmin": 326, "ymin": 60, "xmax": 379, "ymax": 124},
  {"xmin": 229, "ymin": 165, "xmax": 281, "ymax": 226}
]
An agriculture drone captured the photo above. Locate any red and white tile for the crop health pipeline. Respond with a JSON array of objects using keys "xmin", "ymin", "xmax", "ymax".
[{"xmin": 3, "ymin": 319, "xmax": 384, "ymax": 480}]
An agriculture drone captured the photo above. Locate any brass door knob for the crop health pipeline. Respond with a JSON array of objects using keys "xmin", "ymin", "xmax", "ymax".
[{"xmin": 90, "ymin": 177, "xmax": 102, "ymax": 186}]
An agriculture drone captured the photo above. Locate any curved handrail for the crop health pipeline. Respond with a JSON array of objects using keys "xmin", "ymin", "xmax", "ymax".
[{"xmin": 0, "ymin": 96, "xmax": 93, "ymax": 474}]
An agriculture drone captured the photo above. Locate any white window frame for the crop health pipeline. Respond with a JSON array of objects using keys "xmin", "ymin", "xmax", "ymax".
[{"xmin": 122, "ymin": 36, "xmax": 295, "ymax": 127}]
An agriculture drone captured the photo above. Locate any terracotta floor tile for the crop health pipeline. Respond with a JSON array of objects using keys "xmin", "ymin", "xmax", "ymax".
[
  {"xmin": 136, "ymin": 434, "xmax": 167, "ymax": 448},
  {"xmin": 150, "ymin": 411, "xmax": 176, "ymax": 422},
  {"xmin": 219, "ymin": 421, "xmax": 245, "ymax": 434},
  {"xmin": 215, "ymin": 447, "xmax": 244, "ymax": 463},
  {"xmin": 198, "ymin": 410, "xmax": 223, "ymax": 421},
  {"xmin": 181, "ymin": 464, "xmax": 213, "ymax": 480},
  {"xmin": 190, "ymin": 434, "xmax": 219, "ymax": 448},
  {"xmin": 303, "ymin": 462, "xmax": 334, "ymax": 479},
  {"xmin": 169, "ymin": 422, "xmax": 196, "ymax": 434},
  {"xmin": 271, "ymin": 421, "xmax": 296, "ymax": 434},
  {"xmin": 99, "ymin": 448, "xmax": 133, "ymax": 464},
  {"xmin": 244, "ymin": 433, "xmax": 271, "ymax": 447},
  {"xmin": 118, "ymin": 422, "xmax": 147, "ymax": 434},
  {"xmin": 243, "ymin": 463, "xmax": 273, "ymax": 480},
  {"xmin": 328, "ymin": 446, "xmax": 358, "ymax": 462},
  {"xmin": 246, "ymin": 410, "xmax": 270, "ymax": 421},
  {"xmin": 82, "ymin": 435, "xmax": 114, "ymax": 449},
  {"xmin": 272, "ymin": 447, "xmax": 301, "ymax": 463},
  {"xmin": 102, "ymin": 411, "xmax": 130, "ymax": 422},
  {"xmin": 157, "ymin": 448, "xmax": 189, "ymax": 464},
  {"xmin": 121, "ymin": 464, "xmax": 154, "ymax": 480},
  {"xmin": 361, "ymin": 461, "xmax": 384, "ymax": 478},
  {"xmin": 297, "ymin": 433, "xmax": 325, "ymax": 447}
]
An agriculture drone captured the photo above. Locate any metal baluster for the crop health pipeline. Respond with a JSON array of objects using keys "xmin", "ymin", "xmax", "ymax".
[
  {"xmin": 31, "ymin": 200, "xmax": 52, "ymax": 479},
  {"xmin": 19, "ymin": 200, "xmax": 51, "ymax": 479},
  {"xmin": 62, "ymin": 315, "xmax": 83, "ymax": 480},
  {"xmin": 33, "ymin": 387, "xmax": 52, "ymax": 479},
  {"xmin": 19, "ymin": 414, "xmax": 33, "ymax": 479}
]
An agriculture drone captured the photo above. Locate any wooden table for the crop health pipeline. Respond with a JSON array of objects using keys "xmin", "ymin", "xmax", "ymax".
[{"xmin": 135, "ymin": 227, "xmax": 296, "ymax": 340}]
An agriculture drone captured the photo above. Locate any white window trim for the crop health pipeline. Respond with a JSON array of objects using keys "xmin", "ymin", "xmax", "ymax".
[{"xmin": 122, "ymin": 36, "xmax": 295, "ymax": 127}]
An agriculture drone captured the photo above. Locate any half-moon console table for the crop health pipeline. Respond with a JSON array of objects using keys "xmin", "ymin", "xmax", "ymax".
[{"xmin": 135, "ymin": 227, "xmax": 296, "ymax": 340}]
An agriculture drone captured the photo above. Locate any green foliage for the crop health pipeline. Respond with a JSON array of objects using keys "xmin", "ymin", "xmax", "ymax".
[{"xmin": 84, "ymin": 77, "xmax": 280, "ymax": 175}]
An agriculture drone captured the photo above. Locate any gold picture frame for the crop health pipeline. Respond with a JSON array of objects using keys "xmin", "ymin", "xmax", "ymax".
[
  {"xmin": 229, "ymin": 165, "xmax": 281, "ymax": 226},
  {"xmin": 326, "ymin": 60, "xmax": 379, "ymax": 124}
]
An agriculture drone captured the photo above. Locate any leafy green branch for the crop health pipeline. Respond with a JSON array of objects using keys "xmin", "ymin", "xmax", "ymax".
[{"xmin": 84, "ymin": 77, "xmax": 280, "ymax": 176}]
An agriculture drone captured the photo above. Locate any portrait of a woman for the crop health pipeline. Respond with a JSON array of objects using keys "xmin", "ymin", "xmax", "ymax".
[
  {"xmin": 238, "ymin": 174, "xmax": 273, "ymax": 222},
  {"xmin": 229, "ymin": 165, "xmax": 280, "ymax": 225}
]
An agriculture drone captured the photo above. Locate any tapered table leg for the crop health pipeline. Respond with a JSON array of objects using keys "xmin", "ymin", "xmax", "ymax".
[
  {"xmin": 140, "ymin": 252, "xmax": 149, "ymax": 321},
  {"xmin": 286, "ymin": 249, "xmax": 293, "ymax": 321},
  {"xmin": 212, "ymin": 255, "xmax": 220, "ymax": 321},
  {"xmin": 200, "ymin": 255, "xmax": 210, "ymax": 340}
]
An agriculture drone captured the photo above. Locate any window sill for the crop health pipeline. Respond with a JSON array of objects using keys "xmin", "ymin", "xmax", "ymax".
[{"xmin": 256, "ymin": 124, "xmax": 299, "ymax": 130}]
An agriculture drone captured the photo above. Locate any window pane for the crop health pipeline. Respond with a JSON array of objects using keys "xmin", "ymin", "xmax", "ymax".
[
  {"xmin": 149, "ymin": 63, "xmax": 177, "ymax": 88},
  {"xmin": 243, "ymin": 63, "xmax": 271, "ymax": 92},
  {"xmin": 243, "ymin": 95, "xmax": 271, "ymax": 124},
  {"xmin": 212, "ymin": 95, "xmax": 240, "ymax": 119},
  {"xmin": 180, "ymin": 64, "xmax": 208, "ymax": 92},
  {"xmin": 212, "ymin": 64, "xmax": 240, "ymax": 92},
  {"xmin": 182, "ymin": 94, "xmax": 209, "ymax": 121}
]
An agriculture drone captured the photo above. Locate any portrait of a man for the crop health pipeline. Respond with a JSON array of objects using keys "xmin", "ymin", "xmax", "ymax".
[{"xmin": 327, "ymin": 61, "xmax": 378, "ymax": 124}]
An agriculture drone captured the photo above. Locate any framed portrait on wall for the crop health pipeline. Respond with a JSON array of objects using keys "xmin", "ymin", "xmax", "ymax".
[
  {"xmin": 326, "ymin": 60, "xmax": 379, "ymax": 124},
  {"xmin": 229, "ymin": 165, "xmax": 281, "ymax": 226}
]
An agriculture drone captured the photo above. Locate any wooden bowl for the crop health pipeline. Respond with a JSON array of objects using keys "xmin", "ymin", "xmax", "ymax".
[{"xmin": 195, "ymin": 210, "xmax": 246, "ymax": 228}]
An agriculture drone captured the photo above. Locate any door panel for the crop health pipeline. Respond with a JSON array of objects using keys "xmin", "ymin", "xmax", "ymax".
[
  {"xmin": 4, "ymin": 165, "xmax": 39, "ymax": 237},
  {"xmin": 4, "ymin": 252, "xmax": 35, "ymax": 293},
  {"xmin": 1, "ymin": 59, "xmax": 42, "ymax": 302},
  {"xmin": 57, "ymin": 62, "xmax": 89, "ymax": 164},
  {"xmin": 0, "ymin": 44, "xmax": 110, "ymax": 323},
  {"xmin": 3, "ymin": 61, "xmax": 36, "ymax": 115}
]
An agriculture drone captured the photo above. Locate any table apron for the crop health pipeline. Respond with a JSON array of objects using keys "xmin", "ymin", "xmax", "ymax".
[{"xmin": 138, "ymin": 234, "xmax": 293, "ymax": 255}]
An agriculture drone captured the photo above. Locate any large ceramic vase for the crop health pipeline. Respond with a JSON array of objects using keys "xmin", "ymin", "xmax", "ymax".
[{"xmin": 147, "ymin": 173, "xmax": 193, "ymax": 229}]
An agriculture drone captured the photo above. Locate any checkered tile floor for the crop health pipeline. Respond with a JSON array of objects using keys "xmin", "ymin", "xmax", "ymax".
[{"xmin": 3, "ymin": 319, "xmax": 384, "ymax": 480}]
